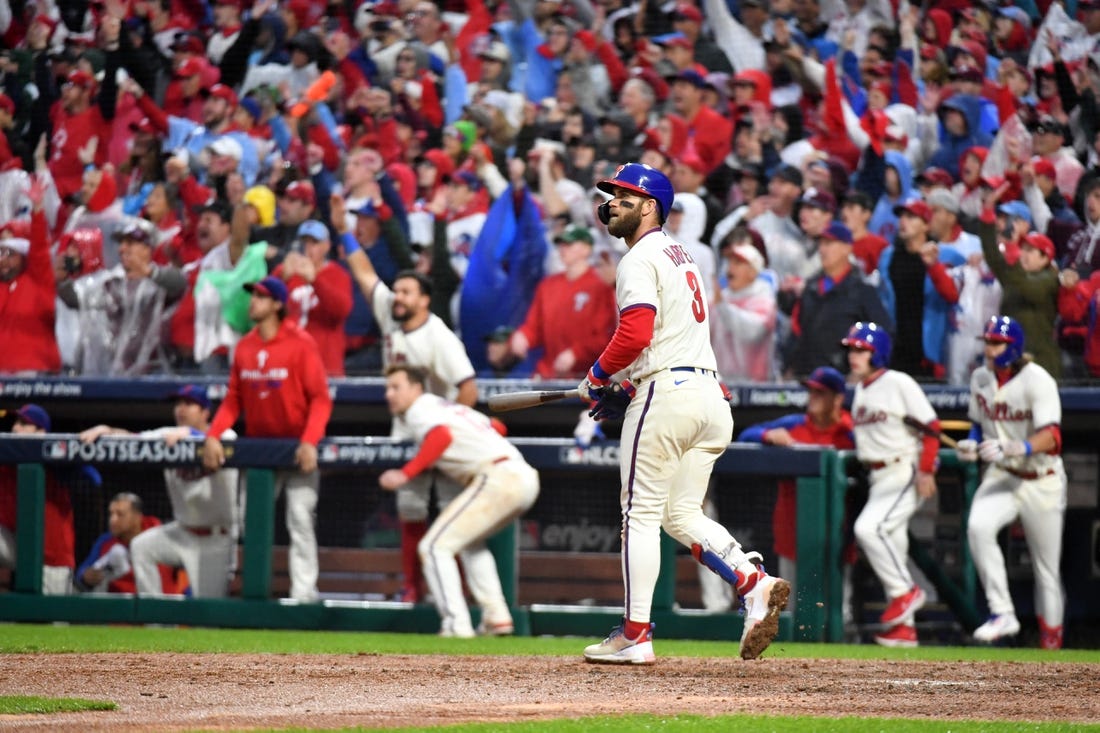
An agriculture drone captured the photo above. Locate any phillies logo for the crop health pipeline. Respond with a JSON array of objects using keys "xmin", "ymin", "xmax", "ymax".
[
  {"xmin": 853, "ymin": 407, "xmax": 888, "ymax": 426},
  {"xmin": 975, "ymin": 394, "xmax": 1033, "ymax": 422}
]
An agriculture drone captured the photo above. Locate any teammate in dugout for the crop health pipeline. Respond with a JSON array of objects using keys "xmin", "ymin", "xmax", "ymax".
[
  {"xmin": 331, "ymin": 194, "xmax": 479, "ymax": 605},
  {"xmin": 204, "ymin": 276, "xmax": 333, "ymax": 603},
  {"xmin": 578, "ymin": 163, "xmax": 790, "ymax": 664},
  {"xmin": 379, "ymin": 365, "xmax": 539, "ymax": 638},
  {"xmin": 74, "ymin": 492, "xmax": 185, "ymax": 595},
  {"xmin": 0, "ymin": 404, "xmax": 102, "ymax": 595},
  {"xmin": 842, "ymin": 322, "xmax": 941, "ymax": 648},
  {"xmin": 81, "ymin": 386, "xmax": 240, "ymax": 598},
  {"xmin": 736, "ymin": 366, "xmax": 855, "ymax": 609},
  {"xmin": 956, "ymin": 316, "xmax": 1067, "ymax": 649}
]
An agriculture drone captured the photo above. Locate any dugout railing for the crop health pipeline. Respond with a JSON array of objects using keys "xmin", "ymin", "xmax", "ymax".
[{"xmin": 0, "ymin": 435, "xmax": 983, "ymax": 643}]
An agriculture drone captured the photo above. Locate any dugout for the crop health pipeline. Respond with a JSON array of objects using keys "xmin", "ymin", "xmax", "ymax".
[{"xmin": 1, "ymin": 376, "xmax": 1099, "ymax": 647}]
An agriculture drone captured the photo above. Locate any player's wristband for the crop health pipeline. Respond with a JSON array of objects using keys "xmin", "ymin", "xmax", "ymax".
[
  {"xmin": 1024, "ymin": 441, "xmax": 1032, "ymax": 456},
  {"xmin": 590, "ymin": 361, "xmax": 610, "ymax": 382},
  {"xmin": 341, "ymin": 231, "xmax": 361, "ymax": 256}
]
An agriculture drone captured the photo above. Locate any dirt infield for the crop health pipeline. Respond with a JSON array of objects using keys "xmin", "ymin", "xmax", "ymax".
[{"xmin": 0, "ymin": 653, "xmax": 1097, "ymax": 731}]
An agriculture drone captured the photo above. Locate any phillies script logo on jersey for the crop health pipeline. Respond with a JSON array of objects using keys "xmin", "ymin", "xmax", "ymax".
[
  {"xmin": 662, "ymin": 244, "xmax": 696, "ymax": 266},
  {"xmin": 853, "ymin": 407, "xmax": 889, "ymax": 426},
  {"xmin": 975, "ymin": 394, "xmax": 1033, "ymax": 422}
]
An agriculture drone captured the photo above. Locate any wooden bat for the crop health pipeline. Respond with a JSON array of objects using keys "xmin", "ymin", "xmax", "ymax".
[
  {"xmin": 902, "ymin": 415, "xmax": 959, "ymax": 448},
  {"xmin": 488, "ymin": 389, "xmax": 576, "ymax": 412}
]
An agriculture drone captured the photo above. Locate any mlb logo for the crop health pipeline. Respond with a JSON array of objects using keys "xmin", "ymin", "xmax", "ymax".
[
  {"xmin": 321, "ymin": 444, "xmax": 339, "ymax": 463},
  {"xmin": 42, "ymin": 441, "xmax": 68, "ymax": 460}
]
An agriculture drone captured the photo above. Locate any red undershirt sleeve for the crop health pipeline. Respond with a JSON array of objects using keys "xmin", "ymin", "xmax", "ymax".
[
  {"xmin": 919, "ymin": 421, "xmax": 941, "ymax": 473},
  {"xmin": 401, "ymin": 425, "xmax": 453, "ymax": 479},
  {"xmin": 594, "ymin": 305, "xmax": 656, "ymax": 376}
]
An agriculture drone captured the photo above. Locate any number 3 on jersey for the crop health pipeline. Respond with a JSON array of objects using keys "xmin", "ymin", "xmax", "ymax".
[{"xmin": 685, "ymin": 271, "xmax": 706, "ymax": 323}]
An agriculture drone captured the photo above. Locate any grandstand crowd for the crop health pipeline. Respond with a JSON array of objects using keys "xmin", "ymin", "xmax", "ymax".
[{"xmin": 3, "ymin": 0, "xmax": 1100, "ymax": 385}]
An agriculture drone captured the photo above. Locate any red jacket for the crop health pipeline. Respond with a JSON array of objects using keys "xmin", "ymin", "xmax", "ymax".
[
  {"xmin": 740, "ymin": 412, "xmax": 854, "ymax": 560},
  {"xmin": 48, "ymin": 103, "xmax": 111, "ymax": 200},
  {"xmin": 685, "ymin": 105, "xmax": 733, "ymax": 174},
  {"xmin": 208, "ymin": 319, "xmax": 332, "ymax": 445},
  {"xmin": 0, "ymin": 211, "xmax": 61, "ymax": 373},
  {"xmin": 275, "ymin": 261, "xmax": 353, "ymax": 377},
  {"xmin": 516, "ymin": 267, "xmax": 617, "ymax": 379},
  {"xmin": 0, "ymin": 463, "xmax": 97, "ymax": 568}
]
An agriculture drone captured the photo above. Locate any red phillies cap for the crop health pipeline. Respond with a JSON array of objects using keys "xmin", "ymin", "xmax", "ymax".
[
  {"xmin": 128, "ymin": 117, "xmax": 158, "ymax": 135},
  {"xmin": 1032, "ymin": 158, "xmax": 1057, "ymax": 179},
  {"xmin": 282, "ymin": 180, "xmax": 316, "ymax": 206},
  {"xmin": 1023, "ymin": 232, "xmax": 1055, "ymax": 260},
  {"xmin": 66, "ymin": 70, "xmax": 97, "ymax": 91},
  {"xmin": 673, "ymin": 3, "xmax": 703, "ymax": 22},
  {"xmin": 893, "ymin": 200, "xmax": 933, "ymax": 222},
  {"xmin": 200, "ymin": 83, "xmax": 238, "ymax": 107},
  {"xmin": 175, "ymin": 57, "xmax": 203, "ymax": 78}
]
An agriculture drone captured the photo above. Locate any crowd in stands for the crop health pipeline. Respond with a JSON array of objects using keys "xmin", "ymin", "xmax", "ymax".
[{"xmin": 4, "ymin": 0, "xmax": 1100, "ymax": 385}]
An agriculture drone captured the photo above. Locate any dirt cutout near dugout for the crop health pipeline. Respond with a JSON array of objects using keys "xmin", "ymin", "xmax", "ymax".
[{"xmin": 0, "ymin": 653, "xmax": 1096, "ymax": 731}]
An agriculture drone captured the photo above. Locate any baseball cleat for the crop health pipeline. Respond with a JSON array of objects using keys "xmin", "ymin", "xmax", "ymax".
[
  {"xmin": 880, "ymin": 585, "xmax": 926, "ymax": 626},
  {"xmin": 874, "ymin": 623, "xmax": 918, "ymax": 648},
  {"xmin": 1038, "ymin": 617, "xmax": 1063, "ymax": 650},
  {"xmin": 739, "ymin": 573, "xmax": 790, "ymax": 660},
  {"xmin": 476, "ymin": 619, "xmax": 515, "ymax": 637},
  {"xmin": 584, "ymin": 622, "xmax": 656, "ymax": 665},
  {"xmin": 972, "ymin": 614, "xmax": 1020, "ymax": 643}
]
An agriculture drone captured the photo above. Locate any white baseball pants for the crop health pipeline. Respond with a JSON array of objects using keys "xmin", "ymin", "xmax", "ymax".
[
  {"xmin": 853, "ymin": 461, "xmax": 922, "ymax": 599},
  {"xmin": 131, "ymin": 522, "xmax": 235, "ymax": 598},
  {"xmin": 0, "ymin": 525, "xmax": 72, "ymax": 595},
  {"xmin": 967, "ymin": 466, "xmax": 1066, "ymax": 627},
  {"xmin": 277, "ymin": 468, "xmax": 320, "ymax": 603},
  {"xmin": 619, "ymin": 370, "xmax": 750, "ymax": 625},
  {"xmin": 419, "ymin": 459, "xmax": 539, "ymax": 636}
]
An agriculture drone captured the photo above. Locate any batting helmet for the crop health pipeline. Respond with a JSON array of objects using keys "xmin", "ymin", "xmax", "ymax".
[
  {"xmin": 841, "ymin": 321, "xmax": 892, "ymax": 368},
  {"xmin": 981, "ymin": 315, "xmax": 1025, "ymax": 368},
  {"xmin": 596, "ymin": 163, "xmax": 675, "ymax": 222}
]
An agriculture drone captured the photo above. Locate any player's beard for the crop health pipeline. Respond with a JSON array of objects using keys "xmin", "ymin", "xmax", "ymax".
[
  {"xmin": 392, "ymin": 303, "xmax": 411, "ymax": 322},
  {"xmin": 606, "ymin": 202, "xmax": 644, "ymax": 239}
]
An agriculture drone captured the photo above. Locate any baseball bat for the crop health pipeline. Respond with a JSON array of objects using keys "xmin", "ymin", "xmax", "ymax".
[
  {"xmin": 488, "ymin": 389, "xmax": 575, "ymax": 412},
  {"xmin": 901, "ymin": 415, "xmax": 959, "ymax": 448},
  {"xmin": 939, "ymin": 419, "xmax": 972, "ymax": 432}
]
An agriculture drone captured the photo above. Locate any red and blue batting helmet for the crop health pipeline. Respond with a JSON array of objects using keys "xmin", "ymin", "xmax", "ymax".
[
  {"xmin": 981, "ymin": 315, "xmax": 1025, "ymax": 367},
  {"xmin": 596, "ymin": 163, "xmax": 675, "ymax": 222},
  {"xmin": 841, "ymin": 321, "xmax": 892, "ymax": 368}
]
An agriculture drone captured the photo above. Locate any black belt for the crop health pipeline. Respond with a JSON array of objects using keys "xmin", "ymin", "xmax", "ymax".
[
  {"xmin": 863, "ymin": 457, "xmax": 904, "ymax": 470},
  {"xmin": 1003, "ymin": 467, "xmax": 1055, "ymax": 480},
  {"xmin": 184, "ymin": 526, "xmax": 230, "ymax": 536},
  {"xmin": 671, "ymin": 366, "xmax": 717, "ymax": 378}
]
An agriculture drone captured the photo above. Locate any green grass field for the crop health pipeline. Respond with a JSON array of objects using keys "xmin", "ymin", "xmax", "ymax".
[{"xmin": 3, "ymin": 623, "xmax": 1098, "ymax": 733}]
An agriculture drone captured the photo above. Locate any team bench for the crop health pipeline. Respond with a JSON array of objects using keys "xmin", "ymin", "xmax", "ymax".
[
  {"xmin": 0, "ymin": 549, "xmax": 705, "ymax": 608},
  {"xmin": 235, "ymin": 547, "xmax": 705, "ymax": 608}
]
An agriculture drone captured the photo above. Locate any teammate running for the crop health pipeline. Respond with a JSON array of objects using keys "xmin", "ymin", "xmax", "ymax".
[
  {"xmin": 957, "ymin": 316, "xmax": 1067, "ymax": 649},
  {"xmin": 842, "ymin": 322, "xmax": 940, "ymax": 647}
]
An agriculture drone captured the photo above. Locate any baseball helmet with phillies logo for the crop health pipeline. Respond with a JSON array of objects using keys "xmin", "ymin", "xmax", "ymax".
[
  {"xmin": 980, "ymin": 315, "xmax": 1025, "ymax": 368},
  {"xmin": 841, "ymin": 321, "xmax": 892, "ymax": 368},
  {"xmin": 596, "ymin": 162, "xmax": 675, "ymax": 222}
]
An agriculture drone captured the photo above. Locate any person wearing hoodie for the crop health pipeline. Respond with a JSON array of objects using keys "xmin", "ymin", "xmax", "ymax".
[
  {"xmin": 925, "ymin": 94, "xmax": 994, "ymax": 181},
  {"xmin": 876, "ymin": 200, "xmax": 965, "ymax": 379},
  {"xmin": 868, "ymin": 150, "xmax": 918, "ymax": 242}
]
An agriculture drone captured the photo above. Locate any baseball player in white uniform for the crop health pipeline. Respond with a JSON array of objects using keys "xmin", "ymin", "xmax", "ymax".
[
  {"xmin": 80, "ymin": 386, "xmax": 240, "ymax": 598},
  {"xmin": 379, "ymin": 365, "xmax": 539, "ymax": 638},
  {"xmin": 578, "ymin": 163, "xmax": 789, "ymax": 664},
  {"xmin": 334, "ymin": 196, "xmax": 479, "ymax": 604},
  {"xmin": 842, "ymin": 322, "xmax": 941, "ymax": 648},
  {"xmin": 956, "ymin": 316, "xmax": 1067, "ymax": 649}
]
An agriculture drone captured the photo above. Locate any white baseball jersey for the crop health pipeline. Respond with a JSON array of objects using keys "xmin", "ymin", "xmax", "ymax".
[
  {"xmin": 393, "ymin": 394, "xmax": 524, "ymax": 486},
  {"xmin": 141, "ymin": 427, "xmax": 240, "ymax": 528},
  {"xmin": 851, "ymin": 369, "xmax": 938, "ymax": 464},
  {"xmin": 968, "ymin": 362, "xmax": 1063, "ymax": 475},
  {"xmin": 371, "ymin": 284, "xmax": 475, "ymax": 401},
  {"xmin": 616, "ymin": 228, "xmax": 718, "ymax": 381}
]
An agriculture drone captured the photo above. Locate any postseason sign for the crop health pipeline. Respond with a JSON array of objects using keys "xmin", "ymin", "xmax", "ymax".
[{"xmin": 39, "ymin": 438, "xmax": 200, "ymax": 464}]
